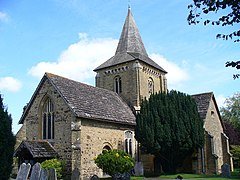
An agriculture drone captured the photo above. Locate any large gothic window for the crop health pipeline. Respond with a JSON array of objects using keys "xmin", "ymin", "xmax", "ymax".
[
  {"xmin": 124, "ymin": 131, "xmax": 133, "ymax": 156},
  {"xmin": 148, "ymin": 78, "xmax": 154, "ymax": 95},
  {"xmin": 114, "ymin": 76, "xmax": 122, "ymax": 94},
  {"xmin": 42, "ymin": 98, "xmax": 54, "ymax": 140}
]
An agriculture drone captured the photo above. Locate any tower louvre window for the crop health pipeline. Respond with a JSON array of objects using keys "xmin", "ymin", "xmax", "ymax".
[
  {"xmin": 114, "ymin": 76, "xmax": 122, "ymax": 94},
  {"xmin": 42, "ymin": 98, "xmax": 54, "ymax": 140}
]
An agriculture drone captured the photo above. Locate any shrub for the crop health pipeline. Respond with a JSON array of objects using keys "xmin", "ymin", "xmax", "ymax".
[
  {"xmin": 41, "ymin": 158, "xmax": 63, "ymax": 178},
  {"xmin": 94, "ymin": 149, "xmax": 134, "ymax": 176}
]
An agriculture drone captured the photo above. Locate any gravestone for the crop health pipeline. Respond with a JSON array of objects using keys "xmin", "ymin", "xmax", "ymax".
[
  {"xmin": 90, "ymin": 174, "xmax": 99, "ymax": 180},
  {"xmin": 30, "ymin": 163, "xmax": 41, "ymax": 180},
  {"xmin": 112, "ymin": 172, "xmax": 130, "ymax": 180},
  {"xmin": 221, "ymin": 163, "xmax": 231, "ymax": 178},
  {"xmin": 39, "ymin": 168, "xmax": 48, "ymax": 180},
  {"xmin": 49, "ymin": 168, "xmax": 57, "ymax": 180},
  {"xmin": 16, "ymin": 163, "xmax": 31, "ymax": 180},
  {"xmin": 71, "ymin": 168, "xmax": 80, "ymax": 180},
  {"xmin": 134, "ymin": 162, "xmax": 144, "ymax": 176}
]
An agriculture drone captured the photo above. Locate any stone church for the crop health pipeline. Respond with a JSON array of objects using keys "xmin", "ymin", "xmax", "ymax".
[{"xmin": 14, "ymin": 8, "xmax": 232, "ymax": 179}]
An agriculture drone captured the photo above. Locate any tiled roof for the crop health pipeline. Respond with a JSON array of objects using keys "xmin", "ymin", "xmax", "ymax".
[
  {"xmin": 192, "ymin": 92, "xmax": 225, "ymax": 130},
  {"xmin": 47, "ymin": 73, "xmax": 136, "ymax": 125},
  {"xmin": 94, "ymin": 8, "xmax": 167, "ymax": 73},
  {"xmin": 14, "ymin": 140, "xmax": 58, "ymax": 158},
  {"xmin": 192, "ymin": 92, "xmax": 213, "ymax": 120}
]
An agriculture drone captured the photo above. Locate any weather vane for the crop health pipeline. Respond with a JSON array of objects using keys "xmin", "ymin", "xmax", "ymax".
[{"xmin": 128, "ymin": 0, "xmax": 131, "ymax": 9}]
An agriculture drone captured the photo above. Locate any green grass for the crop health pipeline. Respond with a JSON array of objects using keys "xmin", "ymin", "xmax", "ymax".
[
  {"xmin": 100, "ymin": 171, "xmax": 240, "ymax": 180},
  {"xmin": 130, "ymin": 172, "xmax": 240, "ymax": 179},
  {"xmin": 157, "ymin": 172, "xmax": 239, "ymax": 179}
]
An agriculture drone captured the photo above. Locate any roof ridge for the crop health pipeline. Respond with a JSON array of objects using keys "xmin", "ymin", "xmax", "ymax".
[
  {"xmin": 45, "ymin": 72, "xmax": 120, "ymax": 94},
  {"xmin": 192, "ymin": 92, "xmax": 213, "ymax": 96}
]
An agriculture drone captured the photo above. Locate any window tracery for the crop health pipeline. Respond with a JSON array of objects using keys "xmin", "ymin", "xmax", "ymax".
[{"xmin": 42, "ymin": 98, "xmax": 54, "ymax": 140}]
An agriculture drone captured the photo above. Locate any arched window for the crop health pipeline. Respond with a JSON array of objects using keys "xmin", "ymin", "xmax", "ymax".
[
  {"xmin": 124, "ymin": 131, "xmax": 133, "ymax": 156},
  {"xmin": 148, "ymin": 78, "xmax": 154, "ymax": 95},
  {"xmin": 42, "ymin": 98, "xmax": 54, "ymax": 140},
  {"xmin": 114, "ymin": 76, "xmax": 122, "ymax": 94},
  {"xmin": 103, "ymin": 145, "xmax": 111, "ymax": 151}
]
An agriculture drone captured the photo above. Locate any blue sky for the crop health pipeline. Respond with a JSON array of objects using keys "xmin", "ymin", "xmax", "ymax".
[{"xmin": 0, "ymin": 0, "xmax": 239, "ymax": 133}]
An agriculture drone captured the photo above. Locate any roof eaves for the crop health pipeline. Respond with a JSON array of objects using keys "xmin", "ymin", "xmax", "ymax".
[{"xmin": 80, "ymin": 115, "xmax": 136, "ymax": 126}]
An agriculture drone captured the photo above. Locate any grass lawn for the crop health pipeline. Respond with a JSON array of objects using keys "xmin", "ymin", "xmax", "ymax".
[
  {"xmin": 101, "ymin": 170, "xmax": 240, "ymax": 180},
  {"xmin": 158, "ymin": 173, "xmax": 240, "ymax": 179},
  {"xmin": 130, "ymin": 172, "xmax": 240, "ymax": 179}
]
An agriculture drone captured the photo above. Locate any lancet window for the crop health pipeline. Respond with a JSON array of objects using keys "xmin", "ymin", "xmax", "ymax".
[{"xmin": 42, "ymin": 98, "xmax": 55, "ymax": 140}]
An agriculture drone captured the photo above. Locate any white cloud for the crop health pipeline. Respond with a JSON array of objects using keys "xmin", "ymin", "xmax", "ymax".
[
  {"xmin": 29, "ymin": 33, "xmax": 188, "ymax": 88},
  {"xmin": 150, "ymin": 53, "xmax": 189, "ymax": 88},
  {"xmin": 28, "ymin": 33, "xmax": 118, "ymax": 83},
  {"xmin": 0, "ymin": 77, "xmax": 22, "ymax": 92},
  {"xmin": 215, "ymin": 94, "xmax": 226, "ymax": 109},
  {"xmin": 0, "ymin": 12, "xmax": 9, "ymax": 22}
]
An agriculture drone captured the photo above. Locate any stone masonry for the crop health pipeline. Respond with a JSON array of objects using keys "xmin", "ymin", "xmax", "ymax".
[
  {"xmin": 23, "ymin": 78, "xmax": 74, "ymax": 175},
  {"xmin": 95, "ymin": 60, "xmax": 167, "ymax": 109}
]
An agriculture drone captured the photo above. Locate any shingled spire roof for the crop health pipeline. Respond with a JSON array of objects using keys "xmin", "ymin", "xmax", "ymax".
[
  {"xmin": 94, "ymin": 8, "xmax": 167, "ymax": 73},
  {"xmin": 115, "ymin": 7, "xmax": 148, "ymax": 56}
]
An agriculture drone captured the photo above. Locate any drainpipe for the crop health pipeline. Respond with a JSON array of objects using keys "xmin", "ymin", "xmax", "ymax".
[{"xmin": 201, "ymin": 147, "xmax": 205, "ymax": 174}]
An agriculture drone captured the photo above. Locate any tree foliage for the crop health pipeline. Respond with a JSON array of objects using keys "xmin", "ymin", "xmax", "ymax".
[
  {"xmin": 220, "ymin": 92, "xmax": 240, "ymax": 132},
  {"xmin": 41, "ymin": 158, "xmax": 64, "ymax": 178},
  {"xmin": 94, "ymin": 149, "xmax": 134, "ymax": 176},
  {"xmin": 0, "ymin": 93, "xmax": 16, "ymax": 179},
  {"xmin": 230, "ymin": 145, "xmax": 240, "ymax": 169},
  {"xmin": 135, "ymin": 90, "xmax": 204, "ymax": 173},
  {"xmin": 187, "ymin": 0, "xmax": 240, "ymax": 78},
  {"xmin": 224, "ymin": 122, "xmax": 240, "ymax": 145}
]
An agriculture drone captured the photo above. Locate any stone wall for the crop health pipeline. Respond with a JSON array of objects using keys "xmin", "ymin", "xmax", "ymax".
[
  {"xmin": 204, "ymin": 132, "xmax": 217, "ymax": 175},
  {"xmin": 95, "ymin": 61, "xmax": 166, "ymax": 108},
  {"xmin": 80, "ymin": 118, "xmax": 135, "ymax": 178},
  {"xmin": 204, "ymin": 98, "xmax": 224, "ymax": 173},
  {"xmin": 221, "ymin": 133, "xmax": 233, "ymax": 171},
  {"xmin": 23, "ymin": 78, "xmax": 74, "ymax": 176}
]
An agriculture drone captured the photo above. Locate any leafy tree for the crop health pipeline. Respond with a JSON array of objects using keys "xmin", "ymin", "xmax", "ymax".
[
  {"xmin": 0, "ymin": 93, "xmax": 16, "ymax": 179},
  {"xmin": 220, "ymin": 92, "xmax": 240, "ymax": 132},
  {"xmin": 94, "ymin": 149, "xmax": 134, "ymax": 176},
  {"xmin": 187, "ymin": 0, "xmax": 240, "ymax": 78},
  {"xmin": 135, "ymin": 90, "xmax": 204, "ymax": 173},
  {"xmin": 230, "ymin": 145, "xmax": 240, "ymax": 169},
  {"xmin": 223, "ymin": 121, "xmax": 240, "ymax": 145}
]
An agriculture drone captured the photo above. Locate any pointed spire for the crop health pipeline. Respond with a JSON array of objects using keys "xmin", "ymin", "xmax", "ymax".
[
  {"xmin": 94, "ymin": 8, "xmax": 167, "ymax": 73},
  {"xmin": 115, "ymin": 8, "xmax": 148, "ymax": 56}
]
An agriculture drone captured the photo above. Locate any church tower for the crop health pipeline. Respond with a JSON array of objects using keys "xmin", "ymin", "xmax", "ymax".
[{"xmin": 94, "ymin": 8, "xmax": 167, "ymax": 110}]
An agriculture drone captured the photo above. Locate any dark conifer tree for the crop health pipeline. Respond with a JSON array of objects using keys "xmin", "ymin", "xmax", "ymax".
[
  {"xmin": 135, "ymin": 90, "xmax": 204, "ymax": 173},
  {"xmin": 0, "ymin": 93, "xmax": 16, "ymax": 179}
]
